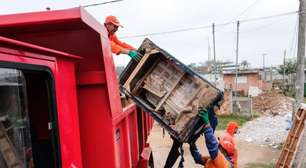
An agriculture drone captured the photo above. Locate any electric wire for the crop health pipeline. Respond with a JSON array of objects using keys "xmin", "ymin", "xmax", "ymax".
[
  {"xmin": 240, "ymin": 14, "xmax": 296, "ymax": 34},
  {"xmin": 233, "ymin": 0, "xmax": 261, "ymax": 20},
  {"xmin": 289, "ymin": 15, "xmax": 299, "ymax": 58},
  {"xmin": 82, "ymin": 0, "xmax": 125, "ymax": 8},
  {"xmin": 120, "ymin": 10, "xmax": 299, "ymax": 39}
]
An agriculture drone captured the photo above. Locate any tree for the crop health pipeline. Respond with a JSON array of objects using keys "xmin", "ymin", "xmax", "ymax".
[
  {"xmin": 240, "ymin": 60, "xmax": 250, "ymax": 69},
  {"xmin": 277, "ymin": 58, "xmax": 297, "ymax": 91},
  {"xmin": 277, "ymin": 58, "xmax": 297, "ymax": 75}
]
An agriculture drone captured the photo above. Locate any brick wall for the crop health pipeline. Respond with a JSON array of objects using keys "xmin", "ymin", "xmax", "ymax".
[{"xmin": 223, "ymin": 72, "xmax": 271, "ymax": 95}]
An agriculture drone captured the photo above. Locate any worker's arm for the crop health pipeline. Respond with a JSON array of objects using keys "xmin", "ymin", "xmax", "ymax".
[
  {"xmin": 110, "ymin": 35, "xmax": 140, "ymax": 61},
  {"xmin": 203, "ymin": 125, "xmax": 219, "ymax": 160},
  {"xmin": 208, "ymin": 106, "xmax": 218, "ymax": 132},
  {"xmin": 198, "ymin": 110, "xmax": 218, "ymax": 160},
  {"xmin": 204, "ymin": 125, "xmax": 232, "ymax": 168},
  {"xmin": 110, "ymin": 41, "xmax": 130, "ymax": 55},
  {"xmin": 111, "ymin": 34, "xmax": 136, "ymax": 55}
]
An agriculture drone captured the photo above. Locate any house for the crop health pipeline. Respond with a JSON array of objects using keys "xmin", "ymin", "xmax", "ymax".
[{"xmin": 223, "ymin": 69, "xmax": 272, "ymax": 96}]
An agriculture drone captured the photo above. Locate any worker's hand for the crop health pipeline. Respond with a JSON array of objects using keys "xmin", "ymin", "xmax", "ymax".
[
  {"xmin": 128, "ymin": 50, "xmax": 141, "ymax": 61},
  {"xmin": 198, "ymin": 109, "xmax": 209, "ymax": 125}
]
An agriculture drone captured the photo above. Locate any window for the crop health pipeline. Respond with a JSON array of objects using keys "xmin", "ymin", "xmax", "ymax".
[
  {"xmin": 0, "ymin": 67, "xmax": 60, "ymax": 168},
  {"xmin": 237, "ymin": 76, "xmax": 247, "ymax": 84}
]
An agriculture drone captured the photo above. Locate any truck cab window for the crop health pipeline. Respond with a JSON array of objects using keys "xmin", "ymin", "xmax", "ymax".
[{"xmin": 0, "ymin": 67, "xmax": 59, "ymax": 168}]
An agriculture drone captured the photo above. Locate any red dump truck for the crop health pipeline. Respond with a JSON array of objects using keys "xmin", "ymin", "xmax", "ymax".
[{"xmin": 0, "ymin": 7, "xmax": 153, "ymax": 168}]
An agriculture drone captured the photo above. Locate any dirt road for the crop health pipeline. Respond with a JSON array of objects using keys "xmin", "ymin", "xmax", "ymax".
[{"xmin": 148, "ymin": 123, "xmax": 281, "ymax": 168}]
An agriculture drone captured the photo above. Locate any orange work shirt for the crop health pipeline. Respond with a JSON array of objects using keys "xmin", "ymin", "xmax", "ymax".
[{"xmin": 109, "ymin": 34, "xmax": 136, "ymax": 55}]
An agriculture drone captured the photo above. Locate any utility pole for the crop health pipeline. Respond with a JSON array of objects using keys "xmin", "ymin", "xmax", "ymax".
[
  {"xmin": 283, "ymin": 50, "xmax": 286, "ymax": 83},
  {"xmin": 235, "ymin": 21, "xmax": 240, "ymax": 101},
  {"xmin": 208, "ymin": 38, "xmax": 211, "ymax": 61},
  {"xmin": 270, "ymin": 64, "xmax": 273, "ymax": 82},
  {"xmin": 212, "ymin": 23, "xmax": 217, "ymax": 83},
  {"xmin": 208, "ymin": 38, "xmax": 212, "ymax": 81},
  {"xmin": 293, "ymin": 0, "xmax": 306, "ymax": 167},
  {"xmin": 295, "ymin": 0, "xmax": 305, "ymax": 111},
  {"xmin": 262, "ymin": 53, "xmax": 266, "ymax": 81}
]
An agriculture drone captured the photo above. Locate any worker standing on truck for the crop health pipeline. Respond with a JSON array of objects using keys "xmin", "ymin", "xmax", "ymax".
[
  {"xmin": 104, "ymin": 15, "xmax": 140, "ymax": 61},
  {"xmin": 190, "ymin": 110, "xmax": 238, "ymax": 168},
  {"xmin": 164, "ymin": 106, "xmax": 219, "ymax": 168}
]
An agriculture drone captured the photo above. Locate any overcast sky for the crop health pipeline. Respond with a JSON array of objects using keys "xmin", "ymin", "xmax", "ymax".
[{"xmin": 1, "ymin": 0, "xmax": 300, "ymax": 68}]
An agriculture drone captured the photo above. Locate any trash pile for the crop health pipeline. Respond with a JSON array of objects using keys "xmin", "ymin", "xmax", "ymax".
[
  {"xmin": 252, "ymin": 92, "xmax": 294, "ymax": 116},
  {"xmin": 238, "ymin": 91, "xmax": 294, "ymax": 147},
  {"xmin": 237, "ymin": 114, "xmax": 291, "ymax": 147}
]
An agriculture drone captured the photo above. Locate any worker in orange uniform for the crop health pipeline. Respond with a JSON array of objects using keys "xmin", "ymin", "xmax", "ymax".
[
  {"xmin": 189, "ymin": 109, "xmax": 235, "ymax": 168},
  {"xmin": 104, "ymin": 15, "xmax": 140, "ymax": 61},
  {"xmin": 219, "ymin": 121, "xmax": 239, "ymax": 168}
]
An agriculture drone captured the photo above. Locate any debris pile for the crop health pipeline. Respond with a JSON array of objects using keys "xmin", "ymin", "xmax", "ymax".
[
  {"xmin": 237, "ymin": 114, "xmax": 291, "ymax": 147},
  {"xmin": 252, "ymin": 92, "xmax": 294, "ymax": 116}
]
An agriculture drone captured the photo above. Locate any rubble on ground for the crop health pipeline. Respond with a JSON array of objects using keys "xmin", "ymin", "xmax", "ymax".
[
  {"xmin": 237, "ymin": 114, "xmax": 291, "ymax": 146},
  {"xmin": 252, "ymin": 91, "xmax": 294, "ymax": 116}
]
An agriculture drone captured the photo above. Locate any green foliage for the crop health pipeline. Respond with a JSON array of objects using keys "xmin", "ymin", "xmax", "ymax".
[
  {"xmin": 240, "ymin": 60, "xmax": 250, "ymax": 69},
  {"xmin": 245, "ymin": 163, "xmax": 275, "ymax": 168},
  {"xmin": 277, "ymin": 58, "xmax": 297, "ymax": 75},
  {"xmin": 216, "ymin": 114, "xmax": 255, "ymax": 130}
]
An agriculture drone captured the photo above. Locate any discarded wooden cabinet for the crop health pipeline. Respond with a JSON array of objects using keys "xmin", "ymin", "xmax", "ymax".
[{"xmin": 120, "ymin": 38, "xmax": 223, "ymax": 142}]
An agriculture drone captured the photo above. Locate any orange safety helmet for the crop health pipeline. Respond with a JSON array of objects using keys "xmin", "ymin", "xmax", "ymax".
[
  {"xmin": 105, "ymin": 15, "xmax": 123, "ymax": 27},
  {"xmin": 226, "ymin": 121, "xmax": 239, "ymax": 135}
]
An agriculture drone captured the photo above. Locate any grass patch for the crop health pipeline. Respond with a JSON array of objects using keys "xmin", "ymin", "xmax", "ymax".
[
  {"xmin": 245, "ymin": 163, "xmax": 275, "ymax": 168},
  {"xmin": 216, "ymin": 114, "xmax": 254, "ymax": 130}
]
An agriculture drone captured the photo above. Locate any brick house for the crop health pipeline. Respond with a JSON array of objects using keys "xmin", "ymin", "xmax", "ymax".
[{"xmin": 223, "ymin": 70, "xmax": 272, "ymax": 96}]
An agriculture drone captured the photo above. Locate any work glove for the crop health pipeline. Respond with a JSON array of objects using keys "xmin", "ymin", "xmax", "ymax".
[
  {"xmin": 198, "ymin": 109, "xmax": 209, "ymax": 125},
  {"xmin": 128, "ymin": 50, "xmax": 141, "ymax": 61}
]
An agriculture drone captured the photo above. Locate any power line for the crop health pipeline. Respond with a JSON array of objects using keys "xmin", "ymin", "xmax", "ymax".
[
  {"xmin": 120, "ymin": 25, "xmax": 212, "ymax": 39},
  {"xmin": 82, "ymin": 0, "xmax": 125, "ymax": 8},
  {"xmin": 240, "ymin": 11, "xmax": 298, "ymax": 23},
  {"xmin": 240, "ymin": 14, "xmax": 296, "ymax": 34},
  {"xmin": 233, "ymin": 0, "xmax": 261, "ymax": 20},
  {"xmin": 120, "ymin": 10, "xmax": 299, "ymax": 39},
  {"xmin": 215, "ymin": 14, "xmax": 295, "ymax": 34},
  {"xmin": 290, "ymin": 14, "xmax": 299, "ymax": 58}
]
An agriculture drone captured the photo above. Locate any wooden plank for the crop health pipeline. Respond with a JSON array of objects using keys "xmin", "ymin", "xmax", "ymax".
[
  {"xmin": 154, "ymin": 72, "xmax": 185, "ymax": 111},
  {"xmin": 182, "ymin": 85, "xmax": 204, "ymax": 109},
  {"xmin": 131, "ymin": 57, "xmax": 161, "ymax": 95},
  {"xmin": 288, "ymin": 110, "xmax": 306, "ymax": 168},
  {"xmin": 276, "ymin": 108, "xmax": 306, "ymax": 168},
  {"xmin": 143, "ymin": 85, "xmax": 166, "ymax": 98},
  {"xmin": 123, "ymin": 50, "xmax": 159, "ymax": 91},
  {"xmin": 0, "ymin": 122, "xmax": 23, "ymax": 168}
]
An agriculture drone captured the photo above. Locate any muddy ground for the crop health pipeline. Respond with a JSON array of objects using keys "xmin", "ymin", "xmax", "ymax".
[{"xmin": 148, "ymin": 123, "xmax": 281, "ymax": 168}]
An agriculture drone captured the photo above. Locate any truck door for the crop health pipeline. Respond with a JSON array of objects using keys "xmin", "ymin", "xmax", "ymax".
[{"xmin": 0, "ymin": 66, "xmax": 60, "ymax": 168}]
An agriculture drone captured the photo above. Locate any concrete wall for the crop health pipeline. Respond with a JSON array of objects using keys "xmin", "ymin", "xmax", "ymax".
[{"xmin": 218, "ymin": 89, "xmax": 232, "ymax": 115}]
